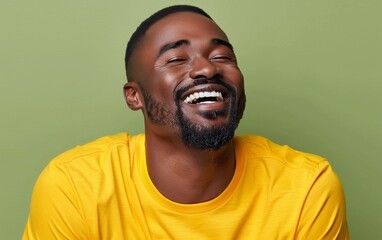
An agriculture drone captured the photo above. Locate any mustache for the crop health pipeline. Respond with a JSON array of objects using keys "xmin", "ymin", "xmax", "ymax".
[{"xmin": 174, "ymin": 76, "xmax": 236, "ymax": 101}]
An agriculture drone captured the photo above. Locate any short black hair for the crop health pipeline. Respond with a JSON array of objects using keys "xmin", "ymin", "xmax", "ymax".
[{"xmin": 124, "ymin": 5, "xmax": 213, "ymax": 80}]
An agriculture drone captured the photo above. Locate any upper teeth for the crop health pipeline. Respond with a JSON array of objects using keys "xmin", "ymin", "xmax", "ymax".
[{"xmin": 184, "ymin": 91, "xmax": 223, "ymax": 104}]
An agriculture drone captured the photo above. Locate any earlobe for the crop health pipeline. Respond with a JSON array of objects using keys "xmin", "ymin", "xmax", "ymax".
[{"xmin": 123, "ymin": 82, "xmax": 143, "ymax": 111}]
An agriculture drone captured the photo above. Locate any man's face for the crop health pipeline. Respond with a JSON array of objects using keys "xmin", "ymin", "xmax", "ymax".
[{"xmin": 128, "ymin": 12, "xmax": 246, "ymax": 149}]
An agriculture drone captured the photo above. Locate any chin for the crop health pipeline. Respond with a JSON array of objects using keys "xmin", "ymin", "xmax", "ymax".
[{"xmin": 178, "ymin": 112, "xmax": 237, "ymax": 150}]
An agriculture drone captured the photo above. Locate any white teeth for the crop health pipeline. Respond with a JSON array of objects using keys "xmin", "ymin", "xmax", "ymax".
[
  {"xmin": 183, "ymin": 91, "xmax": 224, "ymax": 104},
  {"xmin": 197, "ymin": 101, "xmax": 214, "ymax": 104}
]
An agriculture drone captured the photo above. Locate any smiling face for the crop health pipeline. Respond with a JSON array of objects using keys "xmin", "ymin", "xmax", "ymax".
[{"xmin": 126, "ymin": 11, "xmax": 246, "ymax": 149}]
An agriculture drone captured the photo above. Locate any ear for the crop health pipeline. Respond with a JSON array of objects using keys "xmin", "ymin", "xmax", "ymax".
[{"xmin": 123, "ymin": 82, "xmax": 144, "ymax": 111}]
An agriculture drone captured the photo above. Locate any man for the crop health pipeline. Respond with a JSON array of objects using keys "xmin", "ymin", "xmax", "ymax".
[{"xmin": 23, "ymin": 5, "xmax": 349, "ymax": 239}]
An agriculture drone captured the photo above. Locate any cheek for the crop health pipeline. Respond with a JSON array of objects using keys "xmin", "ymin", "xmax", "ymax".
[
  {"xmin": 226, "ymin": 67, "xmax": 244, "ymax": 93},
  {"xmin": 159, "ymin": 65, "xmax": 189, "ymax": 83},
  {"xmin": 154, "ymin": 68, "xmax": 188, "ymax": 94},
  {"xmin": 143, "ymin": 72, "xmax": 182, "ymax": 103}
]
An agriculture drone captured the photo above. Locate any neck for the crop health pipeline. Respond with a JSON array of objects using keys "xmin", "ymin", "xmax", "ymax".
[{"xmin": 145, "ymin": 132, "xmax": 236, "ymax": 204}]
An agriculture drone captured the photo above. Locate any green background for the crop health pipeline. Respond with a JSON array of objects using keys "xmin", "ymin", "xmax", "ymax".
[{"xmin": 1, "ymin": 0, "xmax": 381, "ymax": 239}]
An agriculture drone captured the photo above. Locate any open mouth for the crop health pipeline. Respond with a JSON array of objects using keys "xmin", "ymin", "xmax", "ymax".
[{"xmin": 183, "ymin": 91, "xmax": 224, "ymax": 104}]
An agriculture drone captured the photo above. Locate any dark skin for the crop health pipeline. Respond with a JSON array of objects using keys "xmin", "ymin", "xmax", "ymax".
[{"xmin": 124, "ymin": 12, "xmax": 245, "ymax": 204}]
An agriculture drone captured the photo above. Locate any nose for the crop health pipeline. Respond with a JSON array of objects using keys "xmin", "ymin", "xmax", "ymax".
[{"xmin": 189, "ymin": 56, "xmax": 221, "ymax": 79}]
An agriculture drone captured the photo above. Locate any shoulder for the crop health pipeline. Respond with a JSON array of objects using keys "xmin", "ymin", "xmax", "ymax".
[
  {"xmin": 38, "ymin": 133, "xmax": 145, "ymax": 185},
  {"xmin": 234, "ymin": 135, "xmax": 348, "ymax": 238},
  {"xmin": 50, "ymin": 133, "xmax": 143, "ymax": 167},
  {"xmin": 25, "ymin": 133, "xmax": 144, "ymax": 239},
  {"xmin": 33, "ymin": 133, "xmax": 145, "ymax": 201},
  {"xmin": 234, "ymin": 135, "xmax": 331, "ymax": 181}
]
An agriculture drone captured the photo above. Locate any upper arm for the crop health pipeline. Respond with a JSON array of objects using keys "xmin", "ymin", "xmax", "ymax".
[
  {"xmin": 296, "ymin": 163, "xmax": 349, "ymax": 239},
  {"xmin": 23, "ymin": 163, "xmax": 89, "ymax": 240}
]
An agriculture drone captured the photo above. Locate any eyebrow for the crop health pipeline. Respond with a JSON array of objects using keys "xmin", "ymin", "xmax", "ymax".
[
  {"xmin": 211, "ymin": 38, "xmax": 234, "ymax": 51},
  {"xmin": 158, "ymin": 39, "xmax": 189, "ymax": 58}
]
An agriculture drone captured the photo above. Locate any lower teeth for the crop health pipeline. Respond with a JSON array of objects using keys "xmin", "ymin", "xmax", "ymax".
[{"xmin": 197, "ymin": 101, "xmax": 215, "ymax": 104}]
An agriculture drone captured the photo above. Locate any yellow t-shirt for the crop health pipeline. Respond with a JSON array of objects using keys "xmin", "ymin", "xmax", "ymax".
[{"xmin": 23, "ymin": 133, "xmax": 349, "ymax": 239}]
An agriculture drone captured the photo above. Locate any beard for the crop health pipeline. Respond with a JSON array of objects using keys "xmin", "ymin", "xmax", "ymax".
[{"xmin": 138, "ymin": 79, "xmax": 245, "ymax": 150}]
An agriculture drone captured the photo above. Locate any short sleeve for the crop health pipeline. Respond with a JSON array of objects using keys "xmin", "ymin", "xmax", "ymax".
[
  {"xmin": 23, "ymin": 162, "xmax": 89, "ymax": 240},
  {"xmin": 296, "ymin": 162, "xmax": 349, "ymax": 239}
]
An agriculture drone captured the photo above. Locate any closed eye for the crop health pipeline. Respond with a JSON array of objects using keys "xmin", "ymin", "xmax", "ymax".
[
  {"xmin": 167, "ymin": 57, "xmax": 187, "ymax": 65},
  {"xmin": 211, "ymin": 55, "xmax": 236, "ymax": 62}
]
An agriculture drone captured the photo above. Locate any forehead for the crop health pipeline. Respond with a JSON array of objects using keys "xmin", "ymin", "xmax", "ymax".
[
  {"xmin": 141, "ymin": 11, "xmax": 229, "ymax": 51},
  {"xmin": 127, "ymin": 12, "xmax": 230, "ymax": 80}
]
